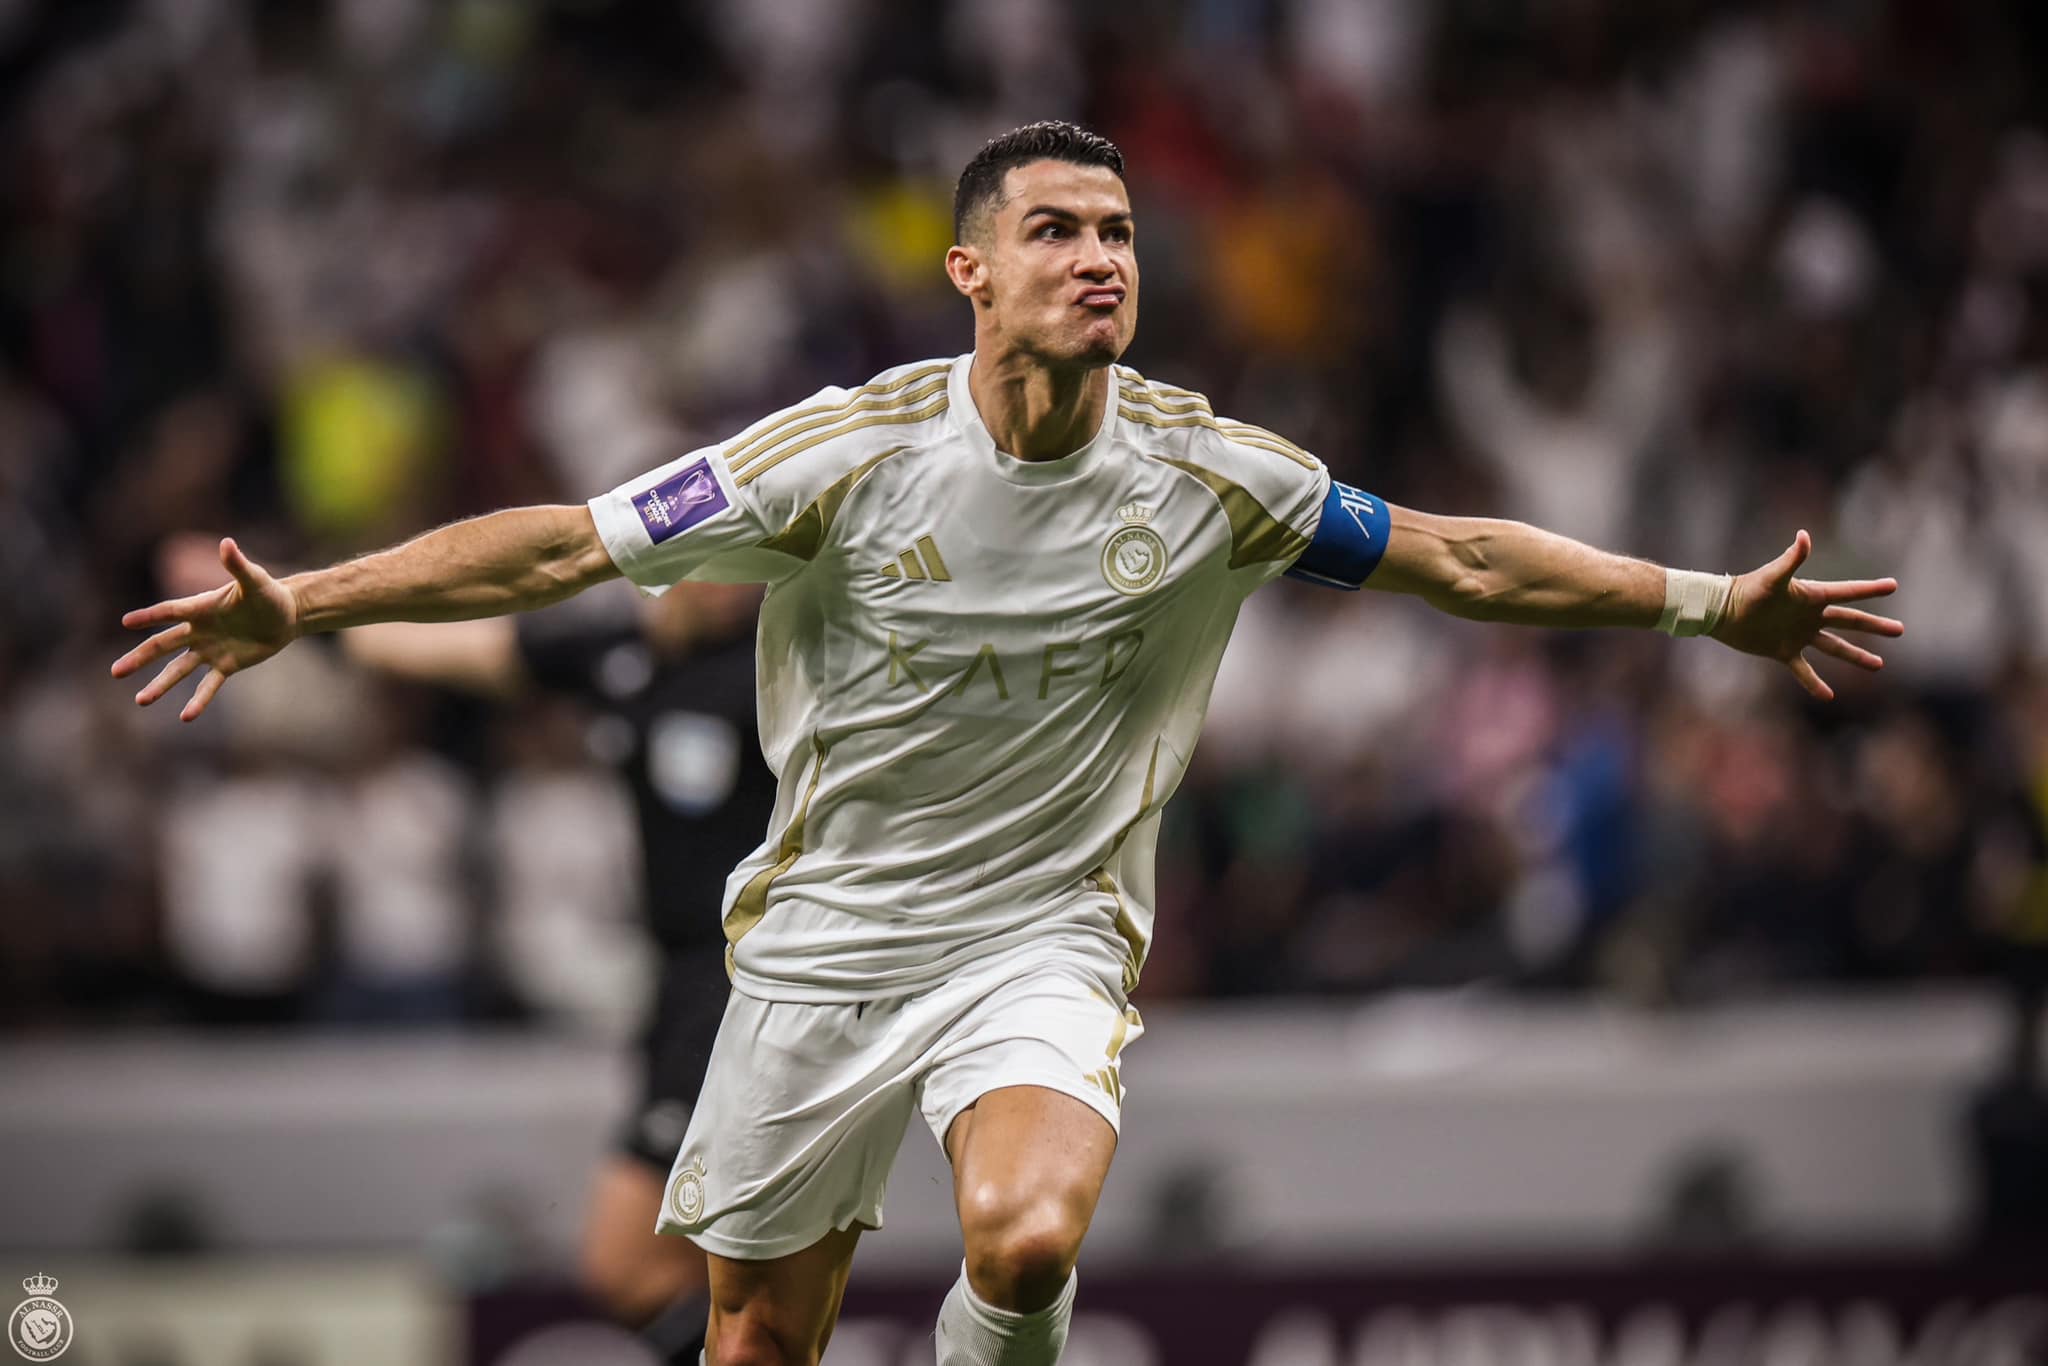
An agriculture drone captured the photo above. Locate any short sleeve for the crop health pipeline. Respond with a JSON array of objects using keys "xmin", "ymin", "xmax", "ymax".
[
  {"xmin": 587, "ymin": 444, "xmax": 783, "ymax": 594},
  {"xmin": 1192, "ymin": 424, "xmax": 1333, "ymax": 590},
  {"xmin": 589, "ymin": 361, "xmax": 956, "ymax": 595},
  {"xmin": 1247, "ymin": 446, "xmax": 1332, "ymax": 585}
]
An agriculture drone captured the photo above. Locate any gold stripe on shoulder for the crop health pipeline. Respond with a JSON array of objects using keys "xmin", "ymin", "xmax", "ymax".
[
  {"xmin": 1116, "ymin": 376, "xmax": 1208, "ymax": 402},
  {"xmin": 1146, "ymin": 381, "xmax": 1212, "ymax": 406},
  {"xmin": 731, "ymin": 372, "xmax": 950, "ymax": 475},
  {"xmin": 1119, "ymin": 406, "xmax": 1318, "ymax": 470},
  {"xmin": 1117, "ymin": 384, "xmax": 1213, "ymax": 416},
  {"xmin": 1127, "ymin": 377, "xmax": 1214, "ymax": 408},
  {"xmin": 1218, "ymin": 421, "xmax": 1317, "ymax": 469},
  {"xmin": 735, "ymin": 393, "xmax": 950, "ymax": 488},
  {"xmin": 1120, "ymin": 405, "xmax": 1223, "ymax": 440},
  {"xmin": 727, "ymin": 362, "xmax": 951, "ymax": 470},
  {"xmin": 1119, "ymin": 382, "xmax": 1318, "ymax": 469},
  {"xmin": 728, "ymin": 360, "xmax": 949, "ymax": 466}
]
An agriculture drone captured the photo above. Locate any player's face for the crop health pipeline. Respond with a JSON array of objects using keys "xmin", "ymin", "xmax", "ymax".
[{"xmin": 973, "ymin": 160, "xmax": 1138, "ymax": 367}]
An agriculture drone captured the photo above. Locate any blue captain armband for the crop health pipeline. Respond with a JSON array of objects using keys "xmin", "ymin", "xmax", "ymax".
[{"xmin": 1284, "ymin": 481, "xmax": 1391, "ymax": 590}]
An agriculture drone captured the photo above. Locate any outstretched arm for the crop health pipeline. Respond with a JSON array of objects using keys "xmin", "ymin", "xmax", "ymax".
[
  {"xmin": 1367, "ymin": 506, "xmax": 1901, "ymax": 700},
  {"xmin": 113, "ymin": 504, "xmax": 617, "ymax": 721}
]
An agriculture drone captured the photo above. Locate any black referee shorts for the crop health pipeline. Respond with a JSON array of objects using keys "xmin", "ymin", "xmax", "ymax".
[{"xmin": 615, "ymin": 946, "xmax": 732, "ymax": 1172}]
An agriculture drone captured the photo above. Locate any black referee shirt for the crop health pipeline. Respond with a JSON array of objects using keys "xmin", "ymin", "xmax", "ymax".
[{"xmin": 515, "ymin": 612, "xmax": 775, "ymax": 956}]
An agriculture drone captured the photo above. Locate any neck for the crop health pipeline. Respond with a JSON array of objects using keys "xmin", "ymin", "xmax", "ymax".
[{"xmin": 967, "ymin": 347, "xmax": 1109, "ymax": 462}]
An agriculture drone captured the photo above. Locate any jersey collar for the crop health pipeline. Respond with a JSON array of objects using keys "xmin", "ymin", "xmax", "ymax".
[{"xmin": 949, "ymin": 353, "xmax": 1117, "ymax": 486}]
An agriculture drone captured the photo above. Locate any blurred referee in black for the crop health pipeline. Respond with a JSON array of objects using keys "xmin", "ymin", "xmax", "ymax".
[{"xmin": 346, "ymin": 577, "xmax": 769, "ymax": 1362}]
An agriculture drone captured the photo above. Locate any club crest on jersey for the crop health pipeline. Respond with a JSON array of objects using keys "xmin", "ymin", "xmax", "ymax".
[
  {"xmin": 1101, "ymin": 503, "xmax": 1167, "ymax": 596},
  {"xmin": 634, "ymin": 459, "xmax": 728, "ymax": 544}
]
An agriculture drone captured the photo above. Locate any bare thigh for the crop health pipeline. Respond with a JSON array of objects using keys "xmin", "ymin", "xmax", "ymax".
[
  {"xmin": 705, "ymin": 1225, "xmax": 863, "ymax": 1365},
  {"xmin": 581, "ymin": 1155, "xmax": 709, "ymax": 1323}
]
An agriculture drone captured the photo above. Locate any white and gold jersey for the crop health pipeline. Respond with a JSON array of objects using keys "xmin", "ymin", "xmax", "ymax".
[{"xmin": 588, "ymin": 354, "xmax": 1329, "ymax": 1003}]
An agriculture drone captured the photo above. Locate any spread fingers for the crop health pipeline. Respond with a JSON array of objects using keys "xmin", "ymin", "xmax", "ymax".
[
  {"xmin": 1813, "ymin": 630, "xmax": 1883, "ymax": 672},
  {"xmin": 136, "ymin": 650, "xmax": 204, "ymax": 706},
  {"xmin": 1789, "ymin": 654, "xmax": 1835, "ymax": 701},
  {"xmin": 111, "ymin": 623, "xmax": 193, "ymax": 679}
]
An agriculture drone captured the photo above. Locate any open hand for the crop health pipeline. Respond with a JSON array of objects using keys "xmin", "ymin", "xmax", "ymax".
[
  {"xmin": 1710, "ymin": 530, "xmax": 1902, "ymax": 700},
  {"xmin": 112, "ymin": 538, "xmax": 300, "ymax": 721}
]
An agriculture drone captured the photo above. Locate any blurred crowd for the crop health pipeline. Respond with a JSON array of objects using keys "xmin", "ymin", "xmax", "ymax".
[{"xmin": 4, "ymin": 0, "xmax": 2048, "ymax": 1032}]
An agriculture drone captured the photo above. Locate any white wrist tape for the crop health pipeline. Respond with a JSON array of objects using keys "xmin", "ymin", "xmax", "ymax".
[{"xmin": 1659, "ymin": 568, "xmax": 1734, "ymax": 637}]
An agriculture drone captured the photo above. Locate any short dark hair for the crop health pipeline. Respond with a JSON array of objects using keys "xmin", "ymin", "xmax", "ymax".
[{"xmin": 953, "ymin": 120, "xmax": 1127, "ymax": 244}]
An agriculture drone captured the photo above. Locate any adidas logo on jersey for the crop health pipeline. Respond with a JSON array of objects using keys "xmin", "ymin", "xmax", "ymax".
[{"xmin": 879, "ymin": 535, "xmax": 952, "ymax": 582}]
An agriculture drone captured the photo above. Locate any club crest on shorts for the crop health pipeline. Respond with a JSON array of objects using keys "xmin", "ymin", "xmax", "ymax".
[
  {"xmin": 668, "ymin": 1157, "xmax": 708, "ymax": 1226},
  {"xmin": 9, "ymin": 1274, "xmax": 73, "ymax": 1361},
  {"xmin": 1101, "ymin": 503, "xmax": 1167, "ymax": 596}
]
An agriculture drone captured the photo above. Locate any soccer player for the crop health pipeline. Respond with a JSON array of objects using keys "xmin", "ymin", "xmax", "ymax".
[
  {"xmin": 114, "ymin": 122, "xmax": 1903, "ymax": 1366},
  {"xmin": 341, "ymin": 580, "xmax": 768, "ymax": 1362}
]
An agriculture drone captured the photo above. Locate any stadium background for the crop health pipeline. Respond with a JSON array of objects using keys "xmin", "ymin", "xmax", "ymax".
[{"xmin": 3, "ymin": 0, "xmax": 2047, "ymax": 1362}]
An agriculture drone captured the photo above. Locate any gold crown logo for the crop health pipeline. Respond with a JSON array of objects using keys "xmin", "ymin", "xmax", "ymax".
[
  {"xmin": 22, "ymin": 1273, "xmax": 57, "ymax": 1296},
  {"xmin": 1116, "ymin": 502, "xmax": 1154, "ymax": 525}
]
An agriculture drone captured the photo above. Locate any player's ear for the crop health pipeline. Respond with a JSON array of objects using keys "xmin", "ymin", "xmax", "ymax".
[{"xmin": 945, "ymin": 243, "xmax": 988, "ymax": 300}]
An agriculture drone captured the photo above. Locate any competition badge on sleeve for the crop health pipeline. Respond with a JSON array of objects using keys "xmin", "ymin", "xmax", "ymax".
[
  {"xmin": 9, "ymin": 1275, "xmax": 72, "ymax": 1361},
  {"xmin": 634, "ymin": 458, "xmax": 729, "ymax": 545}
]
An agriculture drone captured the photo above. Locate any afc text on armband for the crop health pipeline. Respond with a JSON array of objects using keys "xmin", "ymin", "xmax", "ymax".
[{"xmin": 885, "ymin": 630, "xmax": 1144, "ymax": 701}]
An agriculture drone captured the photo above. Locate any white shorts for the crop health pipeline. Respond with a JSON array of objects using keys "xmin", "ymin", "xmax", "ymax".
[{"xmin": 656, "ymin": 937, "xmax": 1144, "ymax": 1261}]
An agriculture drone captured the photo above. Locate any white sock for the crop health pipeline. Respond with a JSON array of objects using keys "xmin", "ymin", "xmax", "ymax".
[{"xmin": 934, "ymin": 1263, "xmax": 1076, "ymax": 1365}]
